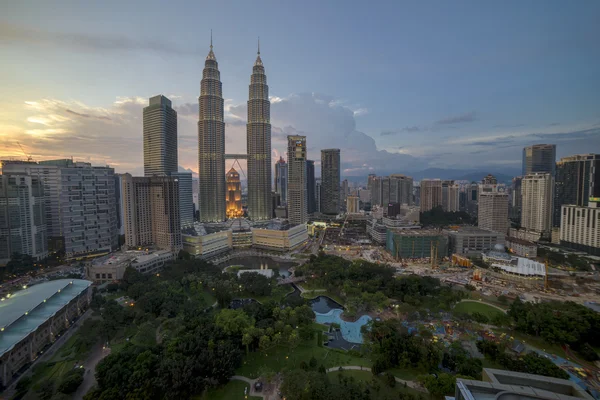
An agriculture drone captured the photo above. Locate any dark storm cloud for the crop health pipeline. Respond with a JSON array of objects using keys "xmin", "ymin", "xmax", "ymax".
[
  {"xmin": 0, "ymin": 22, "xmax": 194, "ymax": 55},
  {"xmin": 436, "ymin": 111, "xmax": 476, "ymax": 125}
]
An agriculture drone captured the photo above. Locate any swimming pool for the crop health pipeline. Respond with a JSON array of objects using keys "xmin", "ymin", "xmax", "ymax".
[{"xmin": 315, "ymin": 309, "xmax": 372, "ymax": 344}]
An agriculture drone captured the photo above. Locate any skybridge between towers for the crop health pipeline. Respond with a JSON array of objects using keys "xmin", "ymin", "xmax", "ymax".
[{"xmin": 225, "ymin": 154, "xmax": 248, "ymax": 178}]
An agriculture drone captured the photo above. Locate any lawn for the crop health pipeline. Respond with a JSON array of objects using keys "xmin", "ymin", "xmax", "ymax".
[
  {"xmin": 199, "ymin": 290, "xmax": 216, "ymax": 306},
  {"xmin": 386, "ymin": 367, "xmax": 424, "ymax": 381},
  {"xmin": 236, "ymin": 340, "xmax": 370, "ymax": 379},
  {"xmin": 195, "ymin": 380, "xmax": 261, "ymax": 400},
  {"xmin": 453, "ymin": 300, "xmax": 504, "ymax": 318},
  {"xmin": 328, "ymin": 370, "xmax": 423, "ymax": 398}
]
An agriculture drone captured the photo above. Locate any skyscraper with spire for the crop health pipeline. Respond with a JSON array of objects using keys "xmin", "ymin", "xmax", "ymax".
[
  {"xmin": 198, "ymin": 33, "xmax": 226, "ymax": 222},
  {"xmin": 246, "ymin": 39, "xmax": 272, "ymax": 220}
]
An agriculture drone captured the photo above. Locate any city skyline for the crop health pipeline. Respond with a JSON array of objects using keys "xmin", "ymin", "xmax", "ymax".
[{"xmin": 1, "ymin": 1, "xmax": 599, "ymax": 177}]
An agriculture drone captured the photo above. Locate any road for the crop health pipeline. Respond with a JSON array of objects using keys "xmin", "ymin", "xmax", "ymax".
[{"xmin": 73, "ymin": 342, "xmax": 111, "ymax": 399}]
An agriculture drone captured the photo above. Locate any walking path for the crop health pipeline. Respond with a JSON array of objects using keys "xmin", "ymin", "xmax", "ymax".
[
  {"xmin": 229, "ymin": 366, "xmax": 427, "ymax": 398},
  {"xmin": 457, "ymin": 299, "xmax": 507, "ymax": 313},
  {"xmin": 325, "ymin": 366, "xmax": 427, "ymax": 392},
  {"xmin": 230, "ymin": 376, "xmax": 266, "ymax": 399},
  {"xmin": 73, "ymin": 342, "xmax": 111, "ymax": 400}
]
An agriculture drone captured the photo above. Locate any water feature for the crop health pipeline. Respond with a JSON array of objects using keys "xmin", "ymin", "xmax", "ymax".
[
  {"xmin": 310, "ymin": 296, "xmax": 343, "ymax": 314},
  {"xmin": 309, "ymin": 295, "xmax": 371, "ymax": 344},
  {"xmin": 219, "ymin": 256, "xmax": 296, "ymax": 277},
  {"xmin": 315, "ymin": 309, "xmax": 372, "ymax": 344}
]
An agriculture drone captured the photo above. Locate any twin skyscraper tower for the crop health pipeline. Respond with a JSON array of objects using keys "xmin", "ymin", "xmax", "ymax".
[{"xmin": 198, "ymin": 37, "xmax": 271, "ymax": 222}]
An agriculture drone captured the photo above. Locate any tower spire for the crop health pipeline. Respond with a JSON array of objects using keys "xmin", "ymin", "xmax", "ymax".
[
  {"xmin": 257, "ymin": 37, "xmax": 260, "ymax": 55},
  {"xmin": 206, "ymin": 29, "xmax": 216, "ymax": 61}
]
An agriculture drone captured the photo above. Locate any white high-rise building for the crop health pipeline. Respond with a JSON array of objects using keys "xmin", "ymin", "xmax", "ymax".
[
  {"xmin": 0, "ymin": 173, "xmax": 48, "ymax": 264},
  {"xmin": 143, "ymin": 95, "xmax": 177, "ymax": 177},
  {"xmin": 560, "ymin": 201, "xmax": 599, "ymax": 256},
  {"xmin": 521, "ymin": 173, "xmax": 554, "ymax": 237},
  {"xmin": 478, "ymin": 183, "xmax": 509, "ymax": 234},
  {"xmin": 2, "ymin": 160, "xmax": 118, "ymax": 257},
  {"xmin": 442, "ymin": 180, "xmax": 460, "ymax": 212},
  {"xmin": 287, "ymin": 136, "xmax": 307, "ymax": 225}
]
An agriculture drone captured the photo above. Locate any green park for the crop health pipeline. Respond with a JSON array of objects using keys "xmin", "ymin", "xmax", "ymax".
[{"xmin": 12, "ymin": 253, "xmax": 600, "ymax": 400}]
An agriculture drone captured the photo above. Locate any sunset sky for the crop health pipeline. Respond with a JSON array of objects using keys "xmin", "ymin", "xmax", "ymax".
[{"xmin": 2, "ymin": 0, "xmax": 599, "ymax": 176}]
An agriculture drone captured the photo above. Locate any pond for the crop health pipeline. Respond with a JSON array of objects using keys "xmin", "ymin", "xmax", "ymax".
[
  {"xmin": 219, "ymin": 256, "xmax": 296, "ymax": 278},
  {"xmin": 309, "ymin": 295, "xmax": 371, "ymax": 344}
]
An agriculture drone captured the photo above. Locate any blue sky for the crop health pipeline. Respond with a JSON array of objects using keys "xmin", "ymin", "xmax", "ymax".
[{"xmin": 1, "ymin": 0, "xmax": 599, "ymax": 176}]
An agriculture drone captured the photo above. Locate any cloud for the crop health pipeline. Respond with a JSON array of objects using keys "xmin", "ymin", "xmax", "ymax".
[
  {"xmin": 65, "ymin": 109, "xmax": 111, "ymax": 120},
  {"xmin": 548, "ymin": 122, "xmax": 561, "ymax": 126},
  {"xmin": 381, "ymin": 126, "xmax": 421, "ymax": 136},
  {"xmin": 436, "ymin": 111, "xmax": 476, "ymax": 125},
  {"xmin": 0, "ymin": 22, "xmax": 194, "ymax": 55}
]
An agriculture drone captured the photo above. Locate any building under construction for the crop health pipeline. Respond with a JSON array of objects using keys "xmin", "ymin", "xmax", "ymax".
[{"xmin": 386, "ymin": 229, "xmax": 447, "ymax": 261}]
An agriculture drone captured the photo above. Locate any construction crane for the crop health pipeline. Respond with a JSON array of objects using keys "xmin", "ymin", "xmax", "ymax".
[{"xmin": 17, "ymin": 142, "xmax": 34, "ymax": 162}]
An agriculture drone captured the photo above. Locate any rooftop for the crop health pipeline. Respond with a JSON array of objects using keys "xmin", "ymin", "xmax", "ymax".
[
  {"xmin": 455, "ymin": 368, "xmax": 592, "ymax": 400},
  {"xmin": 446, "ymin": 227, "xmax": 501, "ymax": 235},
  {"xmin": 1, "ymin": 279, "xmax": 92, "ymax": 356},
  {"xmin": 389, "ymin": 228, "xmax": 444, "ymax": 236}
]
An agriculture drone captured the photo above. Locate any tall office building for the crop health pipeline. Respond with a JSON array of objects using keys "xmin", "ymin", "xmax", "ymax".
[
  {"xmin": 246, "ymin": 44, "xmax": 272, "ymax": 220},
  {"xmin": 478, "ymin": 183, "xmax": 509, "ymax": 234},
  {"xmin": 321, "ymin": 149, "xmax": 341, "ymax": 215},
  {"xmin": 522, "ymin": 144, "xmax": 556, "ymax": 176},
  {"xmin": 367, "ymin": 174, "xmax": 378, "ymax": 206},
  {"xmin": 381, "ymin": 176, "xmax": 391, "ymax": 206},
  {"xmin": 198, "ymin": 37, "xmax": 226, "ymax": 222},
  {"xmin": 274, "ymin": 157, "xmax": 288, "ymax": 204},
  {"xmin": 170, "ymin": 172, "xmax": 194, "ymax": 228},
  {"xmin": 226, "ymin": 167, "xmax": 243, "ymax": 218},
  {"xmin": 315, "ymin": 178, "xmax": 322, "ymax": 213},
  {"xmin": 510, "ymin": 176, "xmax": 522, "ymax": 222},
  {"xmin": 2, "ymin": 160, "xmax": 118, "ymax": 257},
  {"xmin": 143, "ymin": 95, "xmax": 178, "ymax": 177},
  {"xmin": 521, "ymin": 173, "xmax": 554, "ymax": 237},
  {"xmin": 122, "ymin": 174, "xmax": 182, "ymax": 252},
  {"xmin": 347, "ymin": 196, "xmax": 360, "ymax": 214},
  {"xmin": 287, "ymin": 136, "xmax": 307, "ymax": 224},
  {"xmin": 0, "ymin": 174, "xmax": 48, "ymax": 264},
  {"xmin": 554, "ymin": 154, "xmax": 600, "ymax": 227},
  {"xmin": 442, "ymin": 180, "xmax": 460, "ymax": 212},
  {"xmin": 420, "ymin": 179, "xmax": 442, "ymax": 212},
  {"xmin": 306, "ymin": 160, "xmax": 316, "ymax": 214}
]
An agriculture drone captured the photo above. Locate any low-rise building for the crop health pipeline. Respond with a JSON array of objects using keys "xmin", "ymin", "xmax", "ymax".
[
  {"xmin": 482, "ymin": 245, "xmax": 546, "ymax": 277},
  {"xmin": 182, "ymin": 223, "xmax": 232, "ymax": 259},
  {"xmin": 453, "ymin": 368, "xmax": 592, "ymax": 400},
  {"xmin": 506, "ymin": 236, "xmax": 538, "ymax": 258},
  {"xmin": 445, "ymin": 227, "xmax": 502, "ymax": 257},
  {"xmin": 85, "ymin": 249, "xmax": 175, "ymax": 283},
  {"xmin": 508, "ymin": 227, "xmax": 543, "ymax": 243},
  {"xmin": 252, "ymin": 220, "xmax": 308, "ymax": 251},
  {"xmin": 0, "ymin": 279, "xmax": 93, "ymax": 388}
]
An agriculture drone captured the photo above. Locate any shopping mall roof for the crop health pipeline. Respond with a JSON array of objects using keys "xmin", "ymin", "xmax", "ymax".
[{"xmin": 0, "ymin": 279, "xmax": 92, "ymax": 356}]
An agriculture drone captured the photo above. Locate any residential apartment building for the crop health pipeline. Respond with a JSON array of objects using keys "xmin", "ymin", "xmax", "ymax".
[
  {"xmin": 560, "ymin": 201, "xmax": 600, "ymax": 256},
  {"xmin": 419, "ymin": 179, "xmax": 442, "ymax": 212},
  {"xmin": 2, "ymin": 160, "xmax": 118, "ymax": 257},
  {"xmin": 0, "ymin": 173, "xmax": 48, "ymax": 264},
  {"xmin": 478, "ymin": 183, "xmax": 509, "ymax": 234},
  {"xmin": 287, "ymin": 136, "xmax": 307, "ymax": 224},
  {"xmin": 521, "ymin": 173, "xmax": 554, "ymax": 237},
  {"xmin": 554, "ymin": 154, "xmax": 599, "ymax": 227},
  {"xmin": 121, "ymin": 174, "xmax": 182, "ymax": 252},
  {"xmin": 442, "ymin": 180, "xmax": 460, "ymax": 212}
]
